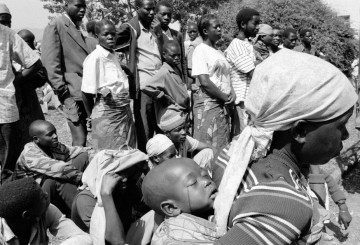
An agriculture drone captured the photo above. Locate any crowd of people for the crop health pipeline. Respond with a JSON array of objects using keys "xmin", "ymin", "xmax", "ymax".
[{"xmin": 0, "ymin": 0, "xmax": 356, "ymax": 244}]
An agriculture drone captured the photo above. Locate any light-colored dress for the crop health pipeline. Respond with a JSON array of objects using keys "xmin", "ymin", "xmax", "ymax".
[{"xmin": 82, "ymin": 45, "xmax": 136, "ymax": 150}]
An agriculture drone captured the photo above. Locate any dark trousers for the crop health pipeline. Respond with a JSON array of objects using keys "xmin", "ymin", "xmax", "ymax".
[
  {"xmin": 41, "ymin": 152, "xmax": 89, "ymax": 216},
  {"xmin": 134, "ymin": 91, "xmax": 158, "ymax": 152},
  {"xmin": 0, "ymin": 122, "xmax": 16, "ymax": 171}
]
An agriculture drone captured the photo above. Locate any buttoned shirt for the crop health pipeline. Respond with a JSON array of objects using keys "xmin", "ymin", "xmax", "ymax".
[
  {"xmin": 82, "ymin": 45, "xmax": 129, "ymax": 97},
  {"xmin": 0, "ymin": 204, "xmax": 91, "ymax": 245},
  {"xmin": 136, "ymin": 22, "xmax": 162, "ymax": 89},
  {"xmin": 0, "ymin": 25, "xmax": 39, "ymax": 123}
]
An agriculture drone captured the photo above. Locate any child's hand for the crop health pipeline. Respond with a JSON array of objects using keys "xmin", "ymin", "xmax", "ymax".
[
  {"xmin": 100, "ymin": 173, "xmax": 127, "ymax": 197},
  {"xmin": 338, "ymin": 204, "xmax": 352, "ymax": 230}
]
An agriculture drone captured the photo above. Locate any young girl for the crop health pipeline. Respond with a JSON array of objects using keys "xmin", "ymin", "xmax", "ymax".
[
  {"xmin": 191, "ymin": 14, "xmax": 235, "ymax": 149},
  {"xmin": 82, "ymin": 19, "xmax": 136, "ymax": 150}
]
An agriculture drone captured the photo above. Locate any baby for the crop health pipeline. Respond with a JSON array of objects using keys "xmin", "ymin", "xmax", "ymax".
[{"xmin": 142, "ymin": 158, "xmax": 220, "ymax": 244}]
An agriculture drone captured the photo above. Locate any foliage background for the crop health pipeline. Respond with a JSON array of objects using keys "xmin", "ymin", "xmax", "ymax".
[
  {"xmin": 40, "ymin": 0, "xmax": 358, "ymax": 73},
  {"xmin": 218, "ymin": 0, "xmax": 358, "ymax": 74}
]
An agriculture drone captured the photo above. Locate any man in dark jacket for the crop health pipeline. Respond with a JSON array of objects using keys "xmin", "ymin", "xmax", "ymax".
[{"xmin": 42, "ymin": 0, "xmax": 90, "ymax": 146}]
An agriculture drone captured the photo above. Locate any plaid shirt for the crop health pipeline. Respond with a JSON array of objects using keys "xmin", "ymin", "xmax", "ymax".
[{"xmin": 14, "ymin": 142, "xmax": 88, "ymax": 185}]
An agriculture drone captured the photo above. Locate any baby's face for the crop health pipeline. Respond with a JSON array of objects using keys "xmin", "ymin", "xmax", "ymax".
[{"xmin": 170, "ymin": 160, "xmax": 218, "ymax": 215}]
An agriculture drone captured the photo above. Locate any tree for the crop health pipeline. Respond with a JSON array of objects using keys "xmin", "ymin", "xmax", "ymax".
[
  {"xmin": 40, "ymin": 0, "xmax": 229, "ymax": 27},
  {"xmin": 40, "ymin": 0, "xmax": 133, "ymax": 24},
  {"xmin": 218, "ymin": 0, "xmax": 358, "ymax": 73}
]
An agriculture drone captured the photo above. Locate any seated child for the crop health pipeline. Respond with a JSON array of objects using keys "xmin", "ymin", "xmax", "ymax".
[
  {"xmin": 146, "ymin": 134, "xmax": 177, "ymax": 168},
  {"xmin": 157, "ymin": 108, "xmax": 215, "ymax": 170},
  {"xmin": 0, "ymin": 178, "xmax": 91, "ymax": 244},
  {"xmin": 14, "ymin": 120, "xmax": 91, "ymax": 215},
  {"xmin": 142, "ymin": 40, "xmax": 190, "ymax": 123},
  {"xmin": 142, "ymin": 158, "xmax": 220, "ymax": 244}
]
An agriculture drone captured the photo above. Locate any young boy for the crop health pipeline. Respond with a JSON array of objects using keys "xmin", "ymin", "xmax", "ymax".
[
  {"xmin": 14, "ymin": 120, "xmax": 91, "ymax": 215},
  {"xmin": 282, "ymin": 28, "xmax": 298, "ymax": 50},
  {"xmin": 143, "ymin": 40, "xmax": 190, "ymax": 124},
  {"xmin": 157, "ymin": 108, "xmax": 215, "ymax": 170},
  {"xmin": 294, "ymin": 28, "xmax": 320, "ymax": 57},
  {"xmin": 224, "ymin": 8, "xmax": 260, "ymax": 135},
  {"xmin": 0, "ymin": 178, "xmax": 91, "ymax": 244},
  {"xmin": 253, "ymin": 24, "xmax": 274, "ymax": 63},
  {"xmin": 142, "ymin": 158, "xmax": 220, "ymax": 244},
  {"xmin": 184, "ymin": 23, "xmax": 203, "ymax": 95}
]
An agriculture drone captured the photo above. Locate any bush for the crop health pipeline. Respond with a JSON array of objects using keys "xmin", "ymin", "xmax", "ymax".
[{"xmin": 218, "ymin": 0, "xmax": 359, "ymax": 73}]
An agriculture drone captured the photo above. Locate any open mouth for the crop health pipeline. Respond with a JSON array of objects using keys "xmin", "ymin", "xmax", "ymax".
[{"xmin": 209, "ymin": 187, "xmax": 218, "ymax": 199}]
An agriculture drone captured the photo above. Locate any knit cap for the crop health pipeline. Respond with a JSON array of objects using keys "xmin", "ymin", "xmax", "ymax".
[
  {"xmin": 254, "ymin": 24, "xmax": 273, "ymax": 42},
  {"xmin": 158, "ymin": 107, "xmax": 186, "ymax": 132}
]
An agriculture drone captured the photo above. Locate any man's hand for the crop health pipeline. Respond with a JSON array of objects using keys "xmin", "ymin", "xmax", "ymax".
[
  {"xmin": 151, "ymin": 17, "xmax": 162, "ymax": 35},
  {"xmin": 338, "ymin": 204, "xmax": 352, "ymax": 230},
  {"xmin": 100, "ymin": 173, "xmax": 127, "ymax": 197},
  {"xmin": 225, "ymin": 89, "xmax": 236, "ymax": 105},
  {"xmin": 63, "ymin": 97, "xmax": 80, "ymax": 122}
]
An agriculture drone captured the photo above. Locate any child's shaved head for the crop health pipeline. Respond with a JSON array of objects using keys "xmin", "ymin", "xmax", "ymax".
[
  {"xmin": 95, "ymin": 19, "xmax": 114, "ymax": 35},
  {"xmin": 29, "ymin": 120, "xmax": 54, "ymax": 138},
  {"xmin": 142, "ymin": 158, "xmax": 217, "ymax": 217},
  {"xmin": 162, "ymin": 41, "xmax": 181, "ymax": 67},
  {"xmin": 163, "ymin": 40, "xmax": 180, "ymax": 54}
]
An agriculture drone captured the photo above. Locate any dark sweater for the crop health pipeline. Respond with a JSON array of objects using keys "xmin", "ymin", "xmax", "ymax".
[{"xmin": 213, "ymin": 146, "xmax": 315, "ymax": 245}]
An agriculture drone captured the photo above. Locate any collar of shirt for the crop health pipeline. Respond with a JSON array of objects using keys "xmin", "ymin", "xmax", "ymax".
[
  {"xmin": 162, "ymin": 28, "xmax": 173, "ymax": 40},
  {"xmin": 96, "ymin": 44, "xmax": 115, "ymax": 58},
  {"xmin": 0, "ymin": 218, "xmax": 38, "ymax": 244}
]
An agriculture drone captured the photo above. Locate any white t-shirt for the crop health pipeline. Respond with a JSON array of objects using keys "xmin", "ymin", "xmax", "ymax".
[{"xmin": 191, "ymin": 43, "xmax": 231, "ymax": 95}]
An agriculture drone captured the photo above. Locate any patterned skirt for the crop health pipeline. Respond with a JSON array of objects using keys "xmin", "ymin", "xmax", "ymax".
[
  {"xmin": 91, "ymin": 94, "xmax": 136, "ymax": 150},
  {"xmin": 193, "ymin": 89, "xmax": 230, "ymax": 149}
]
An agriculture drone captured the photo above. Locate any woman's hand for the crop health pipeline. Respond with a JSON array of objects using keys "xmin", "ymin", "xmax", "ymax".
[{"xmin": 100, "ymin": 173, "xmax": 127, "ymax": 197}]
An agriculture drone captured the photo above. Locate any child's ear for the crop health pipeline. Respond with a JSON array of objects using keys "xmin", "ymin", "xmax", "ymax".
[
  {"xmin": 291, "ymin": 120, "xmax": 308, "ymax": 144},
  {"xmin": 241, "ymin": 21, "xmax": 247, "ymax": 30},
  {"xmin": 33, "ymin": 136, "xmax": 40, "ymax": 144},
  {"xmin": 160, "ymin": 200, "xmax": 181, "ymax": 217}
]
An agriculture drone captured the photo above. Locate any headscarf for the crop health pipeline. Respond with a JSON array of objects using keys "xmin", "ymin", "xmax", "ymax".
[
  {"xmin": 146, "ymin": 134, "xmax": 174, "ymax": 157},
  {"xmin": 81, "ymin": 147, "xmax": 148, "ymax": 245},
  {"xmin": 214, "ymin": 49, "xmax": 357, "ymax": 235}
]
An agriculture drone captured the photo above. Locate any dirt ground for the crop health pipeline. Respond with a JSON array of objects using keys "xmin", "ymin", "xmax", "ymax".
[{"xmin": 45, "ymin": 108, "xmax": 360, "ymax": 244}]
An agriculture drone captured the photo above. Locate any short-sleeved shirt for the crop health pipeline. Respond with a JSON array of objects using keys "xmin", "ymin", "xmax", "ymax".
[
  {"xmin": 177, "ymin": 135, "xmax": 199, "ymax": 158},
  {"xmin": 81, "ymin": 45, "xmax": 129, "ymax": 96},
  {"xmin": 0, "ymin": 204, "xmax": 91, "ymax": 245},
  {"xmin": 192, "ymin": 43, "xmax": 231, "ymax": 95},
  {"xmin": 0, "ymin": 25, "xmax": 39, "ymax": 123},
  {"xmin": 224, "ymin": 38, "xmax": 255, "ymax": 104},
  {"xmin": 136, "ymin": 22, "xmax": 162, "ymax": 89}
]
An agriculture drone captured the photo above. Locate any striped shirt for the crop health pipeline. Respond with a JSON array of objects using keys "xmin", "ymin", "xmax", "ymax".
[
  {"xmin": 213, "ymin": 144, "xmax": 314, "ymax": 245},
  {"xmin": 14, "ymin": 142, "xmax": 88, "ymax": 185},
  {"xmin": 224, "ymin": 38, "xmax": 255, "ymax": 104}
]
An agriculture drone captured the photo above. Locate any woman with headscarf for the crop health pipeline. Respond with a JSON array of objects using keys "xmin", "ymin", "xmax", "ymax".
[{"xmin": 211, "ymin": 49, "xmax": 357, "ymax": 244}]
